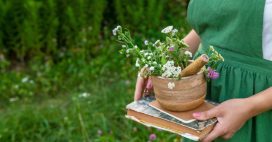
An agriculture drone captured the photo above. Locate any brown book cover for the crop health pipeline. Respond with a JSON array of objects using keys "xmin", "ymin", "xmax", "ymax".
[
  {"xmin": 126, "ymin": 95, "xmax": 217, "ymax": 141},
  {"xmin": 149, "ymin": 100, "xmax": 215, "ymax": 123}
]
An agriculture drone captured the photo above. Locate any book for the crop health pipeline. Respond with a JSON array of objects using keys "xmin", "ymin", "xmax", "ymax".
[{"xmin": 125, "ymin": 95, "xmax": 217, "ymax": 141}]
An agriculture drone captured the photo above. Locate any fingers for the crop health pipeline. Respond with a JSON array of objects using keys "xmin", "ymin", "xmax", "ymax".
[
  {"xmin": 145, "ymin": 78, "xmax": 153, "ymax": 90},
  {"xmin": 222, "ymin": 132, "xmax": 234, "ymax": 140},
  {"xmin": 193, "ymin": 107, "xmax": 219, "ymax": 120},
  {"xmin": 202, "ymin": 124, "xmax": 225, "ymax": 142},
  {"xmin": 134, "ymin": 75, "xmax": 146, "ymax": 101}
]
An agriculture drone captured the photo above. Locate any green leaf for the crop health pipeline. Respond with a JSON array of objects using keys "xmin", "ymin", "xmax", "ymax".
[{"xmin": 161, "ymin": 56, "xmax": 166, "ymax": 65}]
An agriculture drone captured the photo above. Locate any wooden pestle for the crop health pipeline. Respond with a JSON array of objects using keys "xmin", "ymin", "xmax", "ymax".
[{"xmin": 180, "ymin": 54, "xmax": 209, "ymax": 77}]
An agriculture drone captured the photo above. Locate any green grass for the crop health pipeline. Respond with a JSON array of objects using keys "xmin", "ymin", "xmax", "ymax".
[
  {"xmin": 0, "ymin": 76, "xmax": 182, "ymax": 141},
  {"xmin": 0, "ymin": 49, "xmax": 183, "ymax": 142}
]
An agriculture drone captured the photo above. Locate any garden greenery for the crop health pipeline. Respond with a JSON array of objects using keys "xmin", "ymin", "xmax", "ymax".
[
  {"xmin": 0, "ymin": 1, "xmax": 196, "ymax": 141},
  {"xmin": 0, "ymin": 0, "xmax": 189, "ymax": 64}
]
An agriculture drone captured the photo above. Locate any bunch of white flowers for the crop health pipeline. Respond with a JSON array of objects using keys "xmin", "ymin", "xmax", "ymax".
[
  {"xmin": 113, "ymin": 25, "xmax": 224, "ymax": 80},
  {"xmin": 113, "ymin": 25, "xmax": 191, "ymax": 78},
  {"xmin": 161, "ymin": 61, "xmax": 181, "ymax": 78}
]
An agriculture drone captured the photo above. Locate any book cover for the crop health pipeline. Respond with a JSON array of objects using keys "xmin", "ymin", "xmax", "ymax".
[
  {"xmin": 126, "ymin": 95, "xmax": 217, "ymax": 141},
  {"xmin": 149, "ymin": 100, "xmax": 217, "ymax": 130}
]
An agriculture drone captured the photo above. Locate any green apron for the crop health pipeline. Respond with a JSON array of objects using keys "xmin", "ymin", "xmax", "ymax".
[{"xmin": 185, "ymin": 0, "xmax": 272, "ymax": 141}]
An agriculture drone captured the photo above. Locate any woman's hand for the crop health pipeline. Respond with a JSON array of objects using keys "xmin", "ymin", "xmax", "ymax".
[
  {"xmin": 193, "ymin": 98, "xmax": 254, "ymax": 142},
  {"xmin": 134, "ymin": 75, "xmax": 153, "ymax": 101}
]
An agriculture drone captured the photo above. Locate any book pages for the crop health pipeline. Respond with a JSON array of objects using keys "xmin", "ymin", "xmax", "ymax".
[{"xmin": 126, "ymin": 95, "xmax": 217, "ymax": 131}]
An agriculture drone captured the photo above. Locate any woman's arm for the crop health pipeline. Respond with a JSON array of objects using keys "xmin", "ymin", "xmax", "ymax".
[
  {"xmin": 183, "ymin": 30, "xmax": 201, "ymax": 55},
  {"xmin": 246, "ymin": 87, "xmax": 272, "ymax": 117},
  {"xmin": 134, "ymin": 29, "xmax": 201, "ymax": 101}
]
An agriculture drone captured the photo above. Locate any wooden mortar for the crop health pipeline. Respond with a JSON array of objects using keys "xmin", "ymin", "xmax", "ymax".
[{"xmin": 151, "ymin": 71, "xmax": 206, "ymax": 112}]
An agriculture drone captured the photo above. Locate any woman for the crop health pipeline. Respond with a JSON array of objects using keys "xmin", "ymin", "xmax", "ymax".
[{"xmin": 134, "ymin": 0, "xmax": 272, "ymax": 142}]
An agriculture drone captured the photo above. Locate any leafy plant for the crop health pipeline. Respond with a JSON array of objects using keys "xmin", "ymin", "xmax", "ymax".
[{"xmin": 114, "ymin": 25, "xmax": 191, "ymax": 78}]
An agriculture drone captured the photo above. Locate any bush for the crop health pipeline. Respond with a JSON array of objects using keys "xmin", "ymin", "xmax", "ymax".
[
  {"xmin": 0, "ymin": 0, "xmax": 107, "ymax": 62},
  {"xmin": 0, "ymin": 0, "xmax": 189, "ymax": 63},
  {"xmin": 0, "ymin": 0, "xmax": 190, "ymax": 100}
]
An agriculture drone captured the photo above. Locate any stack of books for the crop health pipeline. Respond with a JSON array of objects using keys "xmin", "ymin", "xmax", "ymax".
[{"xmin": 125, "ymin": 95, "xmax": 217, "ymax": 141}]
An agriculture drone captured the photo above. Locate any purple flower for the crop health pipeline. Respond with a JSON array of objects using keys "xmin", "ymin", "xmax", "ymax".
[
  {"xmin": 168, "ymin": 47, "xmax": 175, "ymax": 51},
  {"xmin": 207, "ymin": 67, "xmax": 219, "ymax": 79},
  {"xmin": 149, "ymin": 133, "xmax": 157, "ymax": 141}
]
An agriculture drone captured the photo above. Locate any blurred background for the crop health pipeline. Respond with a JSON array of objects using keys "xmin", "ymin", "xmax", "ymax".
[{"xmin": 0, "ymin": 0, "xmax": 191, "ymax": 141}]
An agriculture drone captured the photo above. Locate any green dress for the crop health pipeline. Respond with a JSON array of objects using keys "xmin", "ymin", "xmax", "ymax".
[{"xmin": 185, "ymin": 0, "xmax": 272, "ymax": 141}]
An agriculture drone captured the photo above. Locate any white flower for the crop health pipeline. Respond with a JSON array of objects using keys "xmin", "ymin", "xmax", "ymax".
[
  {"xmin": 144, "ymin": 64, "xmax": 149, "ymax": 68},
  {"xmin": 153, "ymin": 61, "xmax": 157, "ymax": 65},
  {"xmin": 147, "ymin": 56, "xmax": 151, "ymax": 60},
  {"xmin": 135, "ymin": 58, "xmax": 140, "ymax": 67},
  {"xmin": 172, "ymin": 28, "xmax": 178, "ymax": 36},
  {"xmin": 161, "ymin": 26, "xmax": 173, "ymax": 34},
  {"xmin": 112, "ymin": 25, "xmax": 121, "ymax": 36},
  {"xmin": 22, "ymin": 77, "xmax": 29, "ymax": 83},
  {"xmin": 161, "ymin": 61, "xmax": 181, "ymax": 78},
  {"xmin": 185, "ymin": 51, "xmax": 193, "ymax": 58},
  {"xmin": 134, "ymin": 45, "xmax": 138, "ymax": 49},
  {"xmin": 144, "ymin": 40, "xmax": 149, "ymax": 45},
  {"xmin": 79, "ymin": 92, "xmax": 90, "ymax": 98},
  {"xmin": 168, "ymin": 82, "xmax": 175, "ymax": 90},
  {"xmin": 149, "ymin": 66, "xmax": 154, "ymax": 71},
  {"xmin": 122, "ymin": 45, "xmax": 126, "ymax": 48},
  {"xmin": 9, "ymin": 97, "xmax": 19, "ymax": 102},
  {"xmin": 153, "ymin": 40, "xmax": 161, "ymax": 47},
  {"xmin": 144, "ymin": 53, "xmax": 149, "ymax": 57},
  {"xmin": 172, "ymin": 28, "xmax": 178, "ymax": 33},
  {"xmin": 112, "ymin": 29, "xmax": 117, "ymax": 36}
]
